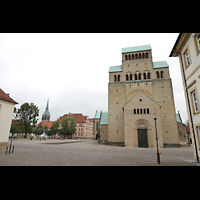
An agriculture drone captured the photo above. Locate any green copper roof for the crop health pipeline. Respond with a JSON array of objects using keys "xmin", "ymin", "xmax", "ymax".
[
  {"xmin": 122, "ymin": 44, "xmax": 151, "ymax": 53},
  {"xmin": 153, "ymin": 61, "xmax": 169, "ymax": 69},
  {"xmin": 94, "ymin": 111, "xmax": 101, "ymax": 119},
  {"xmin": 100, "ymin": 111, "xmax": 108, "ymax": 125},
  {"xmin": 109, "ymin": 65, "xmax": 122, "ymax": 73},
  {"xmin": 176, "ymin": 112, "xmax": 182, "ymax": 123},
  {"xmin": 43, "ymin": 100, "xmax": 50, "ymax": 116}
]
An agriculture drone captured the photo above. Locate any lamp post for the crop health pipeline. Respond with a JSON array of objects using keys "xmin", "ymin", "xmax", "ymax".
[{"xmin": 153, "ymin": 113, "xmax": 160, "ymax": 164}]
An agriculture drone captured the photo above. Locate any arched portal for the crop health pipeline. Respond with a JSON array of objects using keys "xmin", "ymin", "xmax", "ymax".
[{"xmin": 137, "ymin": 124, "xmax": 148, "ymax": 148}]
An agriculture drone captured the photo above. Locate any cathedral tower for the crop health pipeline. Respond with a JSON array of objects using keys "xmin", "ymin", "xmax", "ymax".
[
  {"xmin": 106, "ymin": 44, "xmax": 180, "ymax": 148},
  {"xmin": 42, "ymin": 100, "xmax": 50, "ymax": 122}
]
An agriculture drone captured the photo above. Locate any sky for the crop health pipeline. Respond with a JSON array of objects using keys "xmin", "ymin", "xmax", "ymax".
[{"xmin": 0, "ymin": 33, "xmax": 188, "ymax": 123}]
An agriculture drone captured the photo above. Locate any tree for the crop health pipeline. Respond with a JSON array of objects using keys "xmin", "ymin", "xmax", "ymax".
[
  {"xmin": 17, "ymin": 102, "xmax": 39, "ymax": 137},
  {"xmin": 10, "ymin": 121, "xmax": 25, "ymax": 134},
  {"xmin": 59, "ymin": 116, "xmax": 70, "ymax": 139},
  {"xmin": 48, "ymin": 119, "xmax": 60, "ymax": 138},
  {"xmin": 69, "ymin": 118, "xmax": 76, "ymax": 138},
  {"xmin": 43, "ymin": 125, "xmax": 48, "ymax": 134},
  {"xmin": 33, "ymin": 124, "xmax": 43, "ymax": 139}
]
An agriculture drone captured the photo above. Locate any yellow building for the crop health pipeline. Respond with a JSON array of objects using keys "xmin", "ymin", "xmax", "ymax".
[
  {"xmin": 99, "ymin": 44, "xmax": 180, "ymax": 148},
  {"xmin": 170, "ymin": 33, "xmax": 200, "ymax": 161}
]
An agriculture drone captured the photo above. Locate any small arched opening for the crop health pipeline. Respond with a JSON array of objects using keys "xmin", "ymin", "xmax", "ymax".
[
  {"xmin": 143, "ymin": 73, "xmax": 146, "ymax": 80},
  {"xmin": 138, "ymin": 73, "xmax": 141, "ymax": 80},
  {"xmin": 114, "ymin": 75, "xmax": 117, "ymax": 82},
  {"xmin": 126, "ymin": 74, "xmax": 129, "ymax": 81},
  {"xmin": 135, "ymin": 74, "xmax": 137, "ymax": 80},
  {"xmin": 118, "ymin": 75, "xmax": 120, "ymax": 81},
  {"xmin": 156, "ymin": 71, "xmax": 160, "ymax": 79},
  {"xmin": 130, "ymin": 74, "xmax": 132, "ymax": 80},
  {"xmin": 161, "ymin": 71, "xmax": 164, "ymax": 78},
  {"xmin": 142, "ymin": 53, "xmax": 145, "ymax": 58},
  {"xmin": 147, "ymin": 72, "xmax": 150, "ymax": 79}
]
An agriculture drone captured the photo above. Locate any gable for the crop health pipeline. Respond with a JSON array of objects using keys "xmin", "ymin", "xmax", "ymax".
[
  {"xmin": 123, "ymin": 90, "xmax": 161, "ymax": 110},
  {"xmin": 59, "ymin": 113, "xmax": 86, "ymax": 123}
]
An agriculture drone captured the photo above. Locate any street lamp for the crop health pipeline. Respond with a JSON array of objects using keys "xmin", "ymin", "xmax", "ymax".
[{"xmin": 153, "ymin": 113, "xmax": 160, "ymax": 164}]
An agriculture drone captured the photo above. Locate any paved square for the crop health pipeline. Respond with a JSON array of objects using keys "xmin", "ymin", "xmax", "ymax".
[{"xmin": 0, "ymin": 139, "xmax": 199, "ymax": 166}]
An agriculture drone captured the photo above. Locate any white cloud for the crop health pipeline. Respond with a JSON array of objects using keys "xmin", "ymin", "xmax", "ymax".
[{"xmin": 0, "ymin": 33, "xmax": 188, "ymax": 122}]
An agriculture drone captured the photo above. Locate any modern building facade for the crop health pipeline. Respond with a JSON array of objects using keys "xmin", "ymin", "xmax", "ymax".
[{"xmin": 170, "ymin": 33, "xmax": 200, "ymax": 161}]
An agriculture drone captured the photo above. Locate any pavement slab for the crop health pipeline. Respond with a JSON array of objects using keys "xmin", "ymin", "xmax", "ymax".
[{"xmin": 0, "ymin": 139, "xmax": 199, "ymax": 166}]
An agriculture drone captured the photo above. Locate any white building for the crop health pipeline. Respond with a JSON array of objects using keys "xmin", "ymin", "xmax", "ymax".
[
  {"xmin": 170, "ymin": 33, "xmax": 200, "ymax": 162},
  {"xmin": 0, "ymin": 88, "xmax": 18, "ymax": 150}
]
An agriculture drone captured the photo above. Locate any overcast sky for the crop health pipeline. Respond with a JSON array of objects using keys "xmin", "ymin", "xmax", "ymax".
[{"xmin": 0, "ymin": 33, "xmax": 188, "ymax": 123}]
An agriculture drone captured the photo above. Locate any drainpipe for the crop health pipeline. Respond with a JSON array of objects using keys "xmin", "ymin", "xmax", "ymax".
[{"xmin": 173, "ymin": 50, "xmax": 199, "ymax": 162}]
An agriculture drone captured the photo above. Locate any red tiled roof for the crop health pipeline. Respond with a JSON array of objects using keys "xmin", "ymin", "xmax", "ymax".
[
  {"xmin": 0, "ymin": 88, "xmax": 18, "ymax": 104},
  {"xmin": 59, "ymin": 113, "xmax": 86, "ymax": 123},
  {"xmin": 36, "ymin": 121, "xmax": 54, "ymax": 129},
  {"xmin": 89, "ymin": 118, "xmax": 94, "ymax": 123}
]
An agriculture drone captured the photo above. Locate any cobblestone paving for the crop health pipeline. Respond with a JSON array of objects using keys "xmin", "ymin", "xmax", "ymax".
[{"xmin": 0, "ymin": 139, "xmax": 199, "ymax": 166}]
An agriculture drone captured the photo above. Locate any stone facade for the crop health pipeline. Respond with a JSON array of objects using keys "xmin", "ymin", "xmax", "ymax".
[
  {"xmin": 177, "ymin": 122, "xmax": 188, "ymax": 145},
  {"xmin": 105, "ymin": 45, "xmax": 180, "ymax": 148},
  {"xmin": 93, "ymin": 111, "xmax": 101, "ymax": 140},
  {"xmin": 99, "ymin": 124, "xmax": 108, "ymax": 144}
]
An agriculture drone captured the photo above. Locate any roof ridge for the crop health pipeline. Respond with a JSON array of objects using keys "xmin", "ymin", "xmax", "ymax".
[
  {"xmin": 0, "ymin": 88, "xmax": 18, "ymax": 104},
  {"xmin": 121, "ymin": 44, "xmax": 151, "ymax": 53}
]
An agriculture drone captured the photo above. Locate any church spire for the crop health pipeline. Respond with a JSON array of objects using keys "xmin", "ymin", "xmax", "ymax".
[
  {"xmin": 42, "ymin": 100, "xmax": 50, "ymax": 121},
  {"xmin": 46, "ymin": 99, "xmax": 49, "ymax": 110}
]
